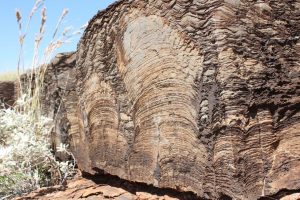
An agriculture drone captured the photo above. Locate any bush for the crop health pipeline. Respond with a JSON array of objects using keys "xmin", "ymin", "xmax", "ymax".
[{"xmin": 0, "ymin": 100, "xmax": 75, "ymax": 198}]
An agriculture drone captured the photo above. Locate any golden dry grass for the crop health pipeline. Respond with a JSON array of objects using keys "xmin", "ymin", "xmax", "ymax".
[{"xmin": 0, "ymin": 71, "xmax": 18, "ymax": 81}]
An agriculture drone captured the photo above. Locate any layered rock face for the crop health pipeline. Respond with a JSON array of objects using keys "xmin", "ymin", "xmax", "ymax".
[
  {"xmin": 39, "ymin": 52, "xmax": 77, "ymax": 156},
  {"xmin": 1, "ymin": 0, "xmax": 300, "ymax": 199},
  {"xmin": 71, "ymin": 0, "xmax": 300, "ymax": 199}
]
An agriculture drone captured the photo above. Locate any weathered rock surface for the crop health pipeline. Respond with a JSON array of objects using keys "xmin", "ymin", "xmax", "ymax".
[
  {"xmin": 40, "ymin": 52, "xmax": 77, "ymax": 156},
  {"xmin": 0, "ymin": 81, "xmax": 16, "ymax": 107},
  {"xmin": 12, "ymin": 177, "xmax": 300, "ymax": 200},
  {"xmin": 13, "ymin": 174, "xmax": 194, "ymax": 200},
  {"xmin": 1, "ymin": 0, "xmax": 300, "ymax": 199},
  {"xmin": 71, "ymin": 0, "xmax": 300, "ymax": 199}
]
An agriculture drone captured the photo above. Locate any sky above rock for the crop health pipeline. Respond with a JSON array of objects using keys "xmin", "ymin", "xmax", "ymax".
[{"xmin": 0, "ymin": 0, "xmax": 116, "ymax": 73}]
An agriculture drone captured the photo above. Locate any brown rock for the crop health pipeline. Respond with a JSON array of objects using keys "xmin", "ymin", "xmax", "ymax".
[
  {"xmin": 280, "ymin": 193, "xmax": 300, "ymax": 200},
  {"xmin": 71, "ymin": 1, "xmax": 300, "ymax": 199},
  {"xmin": 0, "ymin": 81, "xmax": 16, "ymax": 107},
  {"xmin": 136, "ymin": 192, "xmax": 159, "ymax": 200},
  {"xmin": 3, "ymin": 0, "xmax": 300, "ymax": 199},
  {"xmin": 13, "ymin": 177, "xmax": 180, "ymax": 200},
  {"xmin": 77, "ymin": 185, "xmax": 127, "ymax": 199}
]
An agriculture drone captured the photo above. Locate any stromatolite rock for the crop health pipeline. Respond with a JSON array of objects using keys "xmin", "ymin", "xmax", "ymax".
[
  {"xmin": 72, "ymin": 0, "xmax": 300, "ymax": 199},
  {"xmin": 1, "ymin": 0, "xmax": 300, "ymax": 199}
]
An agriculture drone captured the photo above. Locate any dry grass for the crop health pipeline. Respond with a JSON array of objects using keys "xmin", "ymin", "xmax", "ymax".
[
  {"xmin": 0, "ymin": 71, "xmax": 18, "ymax": 82},
  {"xmin": 15, "ymin": 1, "xmax": 75, "ymax": 117}
]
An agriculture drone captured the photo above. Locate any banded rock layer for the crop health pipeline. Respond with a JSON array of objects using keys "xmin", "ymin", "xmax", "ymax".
[
  {"xmin": 1, "ymin": 0, "xmax": 300, "ymax": 199},
  {"xmin": 72, "ymin": 0, "xmax": 300, "ymax": 199}
]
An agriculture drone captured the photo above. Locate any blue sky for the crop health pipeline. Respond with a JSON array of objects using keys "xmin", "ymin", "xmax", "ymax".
[{"xmin": 0, "ymin": 0, "xmax": 116, "ymax": 73}]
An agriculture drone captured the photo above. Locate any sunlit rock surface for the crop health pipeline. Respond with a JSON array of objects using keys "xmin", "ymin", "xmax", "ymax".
[
  {"xmin": 1, "ymin": 0, "xmax": 300, "ymax": 199},
  {"xmin": 72, "ymin": 0, "xmax": 300, "ymax": 199}
]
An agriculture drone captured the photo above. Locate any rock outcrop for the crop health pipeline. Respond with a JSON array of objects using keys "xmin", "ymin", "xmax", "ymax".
[
  {"xmin": 71, "ymin": 1, "xmax": 300, "ymax": 199},
  {"xmin": 40, "ymin": 52, "xmax": 77, "ymax": 156},
  {"xmin": 0, "ymin": 81, "xmax": 16, "ymax": 107},
  {"xmin": 1, "ymin": 0, "xmax": 300, "ymax": 199}
]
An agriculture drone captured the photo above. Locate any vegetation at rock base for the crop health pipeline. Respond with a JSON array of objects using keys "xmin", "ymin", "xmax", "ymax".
[{"xmin": 0, "ymin": 106, "xmax": 74, "ymax": 198}]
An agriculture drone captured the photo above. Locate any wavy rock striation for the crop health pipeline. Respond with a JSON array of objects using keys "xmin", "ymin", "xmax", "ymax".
[
  {"xmin": 1, "ymin": 0, "xmax": 300, "ymax": 199},
  {"xmin": 72, "ymin": 0, "xmax": 300, "ymax": 199}
]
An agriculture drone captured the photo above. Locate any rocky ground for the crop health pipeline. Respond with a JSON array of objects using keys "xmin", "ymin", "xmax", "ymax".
[
  {"xmin": 13, "ymin": 175, "xmax": 300, "ymax": 200},
  {"xmin": 13, "ymin": 177, "xmax": 183, "ymax": 200}
]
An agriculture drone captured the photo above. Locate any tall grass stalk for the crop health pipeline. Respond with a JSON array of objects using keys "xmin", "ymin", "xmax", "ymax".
[{"xmin": 16, "ymin": 3, "xmax": 65, "ymax": 119}]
